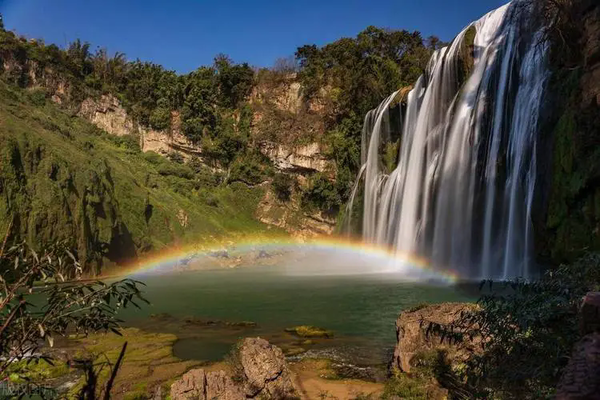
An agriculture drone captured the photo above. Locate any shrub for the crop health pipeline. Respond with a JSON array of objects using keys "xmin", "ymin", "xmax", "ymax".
[
  {"xmin": 27, "ymin": 88, "xmax": 47, "ymax": 106},
  {"xmin": 302, "ymin": 173, "xmax": 340, "ymax": 211},
  {"xmin": 167, "ymin": 151, "xmax": 184, "ymax": 164},
  {"xmin": 272, "ymin": 173, "xmax": 294, "ymax": 201},
  {"xmin": 430, "ymin": 253, "xmax": 600, "ymax": 398},
  {"xmin": 143, "ymin": 151, "xmax": 164, "ymax": 165},
  {"xmin": 156, "ymin": 163, "xmax": 194, "ymax": 179},
  {"xmin": 149, "ymin": 106, "xmax": 171, "ymax": 130},
  {"xmin": 229, "ymin": 157, "xmax": 265, "ymax": 186}
]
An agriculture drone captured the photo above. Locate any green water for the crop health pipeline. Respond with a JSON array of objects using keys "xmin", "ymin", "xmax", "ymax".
[{"xmin": 121, "ymin": 265, "xmax": 475, "ymax": 364}]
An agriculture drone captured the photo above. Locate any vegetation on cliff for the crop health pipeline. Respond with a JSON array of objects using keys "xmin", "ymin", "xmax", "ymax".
[
  {"xmin": 0, "ymin": 81, "xmax": 275, "ymax": 272},
  {"xmin": 0, "ymin": 21, "xmax": 442, "ymax": 214}
]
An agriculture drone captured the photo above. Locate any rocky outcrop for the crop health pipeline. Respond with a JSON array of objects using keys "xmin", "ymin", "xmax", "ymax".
[
  {"xmin": 170, "ymin": 338, "xmax": 299, "ymax": 400},
  {"xmin": 556, "ymin": 333, "xmax": 600, "ymax": 400},
  {"xmin": 256, "ymin": 188, "xmax": 336, "ymax": 239},
  {"xmin": 170, "ymin": 369, "xmax": 244, "ymax": 400},
  {"xmin": 538, "ymin": 1, "xmax": 600, "ymax": 264},
  {"xmin": 556, "ymin": 292, "xmax": 600, "ymax": 399},
  {"xmin": 259, "ymin": 142, "xmax": 332, "ymax": 175},
  {"xmin": 392, "ymin": 303, "xmax": 478, "ymax": 373},
  {"xmin": 238, "ymin": 338, "xmax": 298, "ymax": 398},
  {"xmin": 580, "ymin": 0, "xmax": 600, "ymax": 108},
  {"xmin": 78, "ymin": 95, "xmax": 203, "ymax": 160}
]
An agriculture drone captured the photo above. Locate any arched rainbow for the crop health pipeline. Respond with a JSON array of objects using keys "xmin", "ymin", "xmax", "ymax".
[{"xmin": 109, "ymin": 236, "xmax": 460, "ymax": 283}]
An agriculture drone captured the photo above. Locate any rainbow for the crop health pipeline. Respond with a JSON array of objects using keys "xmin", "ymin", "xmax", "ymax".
[{"xmin": 111, "ymin": 235, "xmax": 460, "ymax": 283}]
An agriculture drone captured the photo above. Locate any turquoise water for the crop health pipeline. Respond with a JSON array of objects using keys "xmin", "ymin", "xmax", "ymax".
[{"xmin": 121, "ymin": 265, "xmax": 475, "ymax": 364}]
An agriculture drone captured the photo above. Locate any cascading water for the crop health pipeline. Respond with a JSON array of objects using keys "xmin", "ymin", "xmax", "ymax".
[{"xmin": 347, "ymin": 1, "xmax": 550, "ymax": 280}]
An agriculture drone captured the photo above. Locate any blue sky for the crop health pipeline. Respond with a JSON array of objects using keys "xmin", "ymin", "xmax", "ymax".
[{"xmin": 0, "ymin": 0, "xmax": 508, "ymax": 74}]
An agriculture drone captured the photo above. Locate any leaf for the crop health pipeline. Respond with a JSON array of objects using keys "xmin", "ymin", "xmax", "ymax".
[
  {"xmin": 38, "ymin": 324, "xmax": 45, "ymax": 337},
  {"xmin": 47, "ymin": 334, "xmax": 54, "ymax": 348},
  {"xmin": 110, "ymin": 328, "xmax": 123, "ymax": 336}
]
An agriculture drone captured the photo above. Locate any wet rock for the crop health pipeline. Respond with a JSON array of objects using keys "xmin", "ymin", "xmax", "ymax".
[
  {"xmin": 392, "ymin": 303, "xmax": 478, "ymax": 372},
  {"xmin": 284, "ymin": 325, "xmax": 334, "ymax": 338}
]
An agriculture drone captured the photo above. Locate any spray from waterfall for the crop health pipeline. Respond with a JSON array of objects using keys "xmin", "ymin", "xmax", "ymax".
[{"xmin": 346, "ymin": 0, "xmax": 550, "ymax": 280}]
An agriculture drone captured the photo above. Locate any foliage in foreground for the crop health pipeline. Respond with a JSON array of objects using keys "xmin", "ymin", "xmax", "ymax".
[
  {"xmin": 0, "ymin": 239, "xmax": 148, "ymax": 398},
  {"xmin": 431, "ymin": 254, "xmax": 600, "ymax": 399}
]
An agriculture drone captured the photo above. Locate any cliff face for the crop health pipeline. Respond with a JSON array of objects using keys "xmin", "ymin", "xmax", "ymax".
[
  {"xmin": 538, "ymin": 0, "xmax": 600, "ymax": 264},
  {"xmin": 78, "ymin": 94, "xmax": 204, "ymax": 160},
  {"xmin": 250, "ymin": 73, "xmax": 334, "ymax": 176}
]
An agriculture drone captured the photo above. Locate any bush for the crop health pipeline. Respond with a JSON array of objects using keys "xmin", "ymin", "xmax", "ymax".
[
  {"xmin": 156, "ymin": 162, "xmax": 194, "ymax": 179},
  {"xmin": 149, "ymin": 106, "xmax": 171, "ymax": 130},
  {"xmin": 272, "ymin": 173, "xmax": 294, "ymax": 201},
  {"xmin": 229, "ymin": 157, "xmax": 265, "ymax": 185},
  {"xmin": 143, "ymin": 151, "xmax": 165, "ymax": 165},
  {"xmin": 167, "ymin": 151, "xmax": 184, "ymax": 164},
  {"xmin": 27, "ymin": 88, "xmax": 47, "ymax": 106},
  {"xmin": 431, "ymin": 254, "xmax": 600, "ymax": 398},
  {"xmin": 108, "ymin": 134, "xmax": 141, "ymax": 153},
  {"xmin": 302, "ymin": 173, "xmax": 340, "ymax": 211}
]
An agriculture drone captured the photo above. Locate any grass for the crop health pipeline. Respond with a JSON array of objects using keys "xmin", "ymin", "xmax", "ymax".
[{"xmin": 0, "ymin": 80, "xmax": 285, "ymax": 274}]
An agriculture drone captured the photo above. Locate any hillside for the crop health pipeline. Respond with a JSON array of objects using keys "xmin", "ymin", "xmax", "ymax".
[{"xmin": 0, "ymin": 81, "xmax": 280, "ymax": 275}]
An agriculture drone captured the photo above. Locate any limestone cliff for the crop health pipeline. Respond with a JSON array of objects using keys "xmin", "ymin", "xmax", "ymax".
[{"xmin": 78, "ymin": 94, "xmax": 203, "ymax": 160}]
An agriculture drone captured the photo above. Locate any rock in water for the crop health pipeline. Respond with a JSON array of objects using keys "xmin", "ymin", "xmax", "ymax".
[
  {"xmin": 238, "ymin": 337, "xmax": 298, "ymax": 399},
  {"xmin": 170, "ymin": 338, "xmax": 298, "ymax": 400},
  {"xmin": 392, "ymin": 303, "xmax": 477, "ymax": 372}
]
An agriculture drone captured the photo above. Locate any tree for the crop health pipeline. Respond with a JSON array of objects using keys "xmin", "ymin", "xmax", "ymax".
[
  {"xmin": 0, "ymin": 227, "xmax": 148, "ymax": 397},
  {"xmin": 214, "ymin": 54, "xmax": 255, "ymax": 109}
]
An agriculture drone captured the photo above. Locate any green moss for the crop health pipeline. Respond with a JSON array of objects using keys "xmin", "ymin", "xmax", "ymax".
[
  {"xmin": 458, "ymin": 26, "xmax": 476, "ymax": 86},
  {"xmin": 383, "ymin": 140, "xmax": 400, "ymax": 174},
  {"xmin": 6, "ymin": 359, "xmax": 70, "ymax": 383},
  {"xmin": 284, "ymin": 325, "xmax": 334, "ymax": 338},
  {"xmin": 69, "ymin": 328, "xmax": 200, "ymax": 398}
]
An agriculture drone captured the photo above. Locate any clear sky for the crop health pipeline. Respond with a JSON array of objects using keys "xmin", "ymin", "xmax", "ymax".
[{"xmin": 0, "ymin": 0, "xmax": 508, "ymax": 74}]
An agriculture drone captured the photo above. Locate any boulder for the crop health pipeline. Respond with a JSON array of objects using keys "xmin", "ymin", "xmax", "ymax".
[
  {"xmin": 392, "ymin": 303, "xmax": 477, "ymax": 373},
  {"xmin": 170, "ymin": 338, "xmax": 298, "ymax": 400},
  {"xmin": 238, "ymin": 337, "xmax": 298, "ymax": 399},
  {"xmin": 556, "ymin": 333, "xmax": 600, "ymax": 400},
  {"xmin": 580, "ymin": 292, "xmax": 600, "ymax": 335}
]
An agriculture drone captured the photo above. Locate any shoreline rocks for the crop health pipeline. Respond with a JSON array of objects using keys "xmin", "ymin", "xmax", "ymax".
[
  {"xmin": 392, "ymin": 303, "xmax": 477, "ymax": 373},
  {"xmin": 170, "ymin": 337, "xmax": 299, "ymax": 400}
]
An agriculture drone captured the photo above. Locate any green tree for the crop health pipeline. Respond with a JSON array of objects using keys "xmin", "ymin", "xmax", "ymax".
[{"xmin": 0, "ymin": 238, "xmax": 148, "ymax": 396}]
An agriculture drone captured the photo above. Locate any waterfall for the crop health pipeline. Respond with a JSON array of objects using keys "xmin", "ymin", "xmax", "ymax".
[{"xmin": 347, "ymin": 1, "xmax": 550, "ymax": 280}]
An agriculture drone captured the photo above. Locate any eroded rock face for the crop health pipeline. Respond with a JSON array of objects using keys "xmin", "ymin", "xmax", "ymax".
[
  {"xmin": 392, "ymin": 303, "xmax": 477, "ymax": 373},
  {"xmin": 170, "ymin": 369, "xmax": 244, "ymax": 400},
  {"xmin": 556, "ymin": 333, "xmax": 600, "ymax": 400},
  {"xmin": 581, "ymin": 0, "xmax": 600, "ymax": 108},
  {"xmin": 255, "ymin": 189, "xmax": 336, "ymax": 239},
  {"xmin": 170, "ymin": 338, "xmax": 298, "ymax": 400},
  {"xmin": 78, "ymin": 94, "xmax": 203, "ymax": 160},
  {"xmin": 259, "ymin": 142, "xmax": 333, "ymax": 175},
  {"xmin": 238, "ymin": 337, "xmax": 298, "ymax": 399}
]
